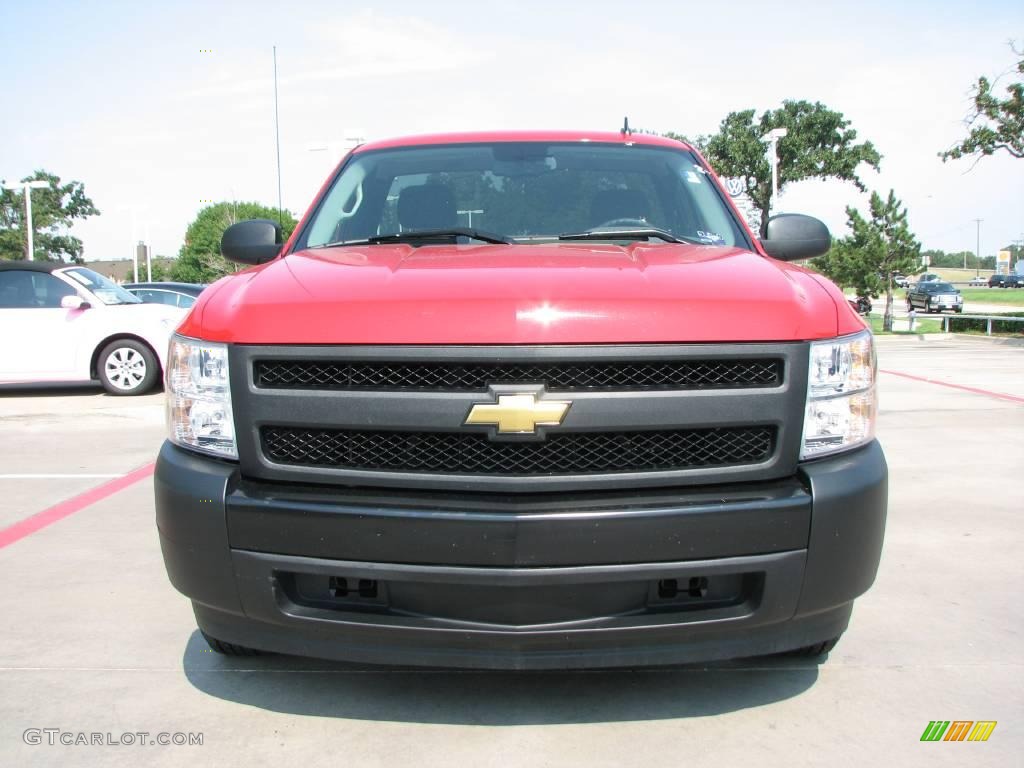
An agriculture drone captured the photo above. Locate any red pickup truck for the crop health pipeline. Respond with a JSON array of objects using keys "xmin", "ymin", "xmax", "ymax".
[{"xmin": 156, "ymin": 130, "xmax": 886, "ymax": 668}]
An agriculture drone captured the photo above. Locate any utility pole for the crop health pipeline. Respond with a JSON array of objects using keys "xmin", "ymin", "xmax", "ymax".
[
  {"xmin": 973, "ymin": 218, "xmax": 982, "ymax": 276},
  {"xmin": 2, "ymin": 179, "xmax": 49, "ymax": 260},
  {"xmin": 273, "ymin": 46, "xmax": 283, "ymax": 227}
]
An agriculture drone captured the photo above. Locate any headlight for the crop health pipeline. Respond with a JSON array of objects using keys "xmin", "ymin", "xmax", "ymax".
[
  {"xmin": 801, "ymin": 330, "xmax": 877, "ymax": 460},
  {"xmin": 166, "ymin": 335, "xmax": 237, "ymax": 459}
]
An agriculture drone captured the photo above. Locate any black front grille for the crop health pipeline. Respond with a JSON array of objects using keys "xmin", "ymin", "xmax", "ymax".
[
  {"xmin": 254, "ymin": 358, "xmax": 782, "ymax": 392},
  {"xmin": 261, "ymin": 426, "xmax": 775, "ymax": 476}
]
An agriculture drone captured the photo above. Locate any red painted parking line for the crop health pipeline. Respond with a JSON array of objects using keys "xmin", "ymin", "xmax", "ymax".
[
  {"xmin": 880, "ymin": 369, "xmax": 1024, "ymax": 405},
  {"xmin": 0, "ymin": 462, "xmax": 155, "ymax": 550}
]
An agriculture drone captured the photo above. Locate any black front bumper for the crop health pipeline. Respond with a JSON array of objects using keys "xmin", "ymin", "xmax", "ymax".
[{"xmin": 155, "ymin": 440, "xmax": 887, "ymax": 669}]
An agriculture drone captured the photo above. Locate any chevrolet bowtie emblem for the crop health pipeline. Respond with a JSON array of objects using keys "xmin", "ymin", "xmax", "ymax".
[{"xmin": 464, "ymin": 393, "xmax": 571, "ymax": 434}]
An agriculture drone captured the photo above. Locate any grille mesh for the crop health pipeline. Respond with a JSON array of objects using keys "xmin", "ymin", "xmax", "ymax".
[
  {"xmin": 261, "ymin": 426, "xmax": 775, "ymax": 475},
  {"xmin": 254, "ymin": 358, "xmax": 781, "ymax": 391}
]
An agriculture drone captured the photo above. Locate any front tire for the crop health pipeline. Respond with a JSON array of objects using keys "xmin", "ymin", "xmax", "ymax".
[{"xmin": 97, "ymin": 339, "xmax": 158, "ymax": 396}]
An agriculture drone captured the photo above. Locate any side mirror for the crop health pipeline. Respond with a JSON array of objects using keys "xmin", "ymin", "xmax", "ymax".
[
  {"xmin": 221, "ymin": 219, "xmax": 283, "ymax": 265},
  {"xmin": 61, "ymin": 295, "xmax": 90, "ymax": 310},
  {"xmin": 761, "ymin": 214, "xmax": 831, "ymax": 261}
]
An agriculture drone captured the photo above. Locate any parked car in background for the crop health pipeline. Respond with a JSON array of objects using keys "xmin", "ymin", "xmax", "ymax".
[
  {"xmin": 969, "ymin": 276, "xmax": 987, "ymax": 286},
  {"xmin": 906, "ymin": 281, "xmax": 963, "ymax": 313},
  {"xmin": 124, "ymin": 282, "xmax": 206, "ymax": 308},
  {"xmin": 988, "ymin": 274, "xmax": 1009, "ymax": 288},
  {"xmin": 915, "ymin": 273, "xmax": 941, "ymax": 286},
  {"xmin": 0, "ymin": 261, "xmax": 185, "ymax": 395},
  {"xmin": 848, "ymin": 295, "xmax": 872, "ymax": 315},
  {"xmin": 987, "ymin": 274, "xmax": 1022, "ymax": 288},
  {"xmin": 893, "ymin": 274, "xmax": 909, "ymax": 288}
]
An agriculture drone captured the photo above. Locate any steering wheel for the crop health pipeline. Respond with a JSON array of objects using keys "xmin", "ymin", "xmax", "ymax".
[{"xmin": 592, "ymin": 217, "xmax": 649, "ymax": 229}]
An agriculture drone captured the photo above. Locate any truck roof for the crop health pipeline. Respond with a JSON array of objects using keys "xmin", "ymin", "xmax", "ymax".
[{"xmin": 354, "ymin": 130, "xmax": 693, "ymax": 154}]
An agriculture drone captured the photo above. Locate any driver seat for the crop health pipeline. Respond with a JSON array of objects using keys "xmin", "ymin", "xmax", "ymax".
[{"xmin": 589, "ymin": 189, "xmax": 650, "ymax": 228}]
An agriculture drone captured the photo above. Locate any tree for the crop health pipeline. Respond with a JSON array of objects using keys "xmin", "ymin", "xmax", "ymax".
[
  {"xmin": 812, "ymin": 190, "xmax": 920, "ymax": 332},
  {"xmin": 681, "ymin": 101, "xmax": 881, "ymax": 235},
  {"xmin": 0, "ymin": 171, "xmax": 100, "ymax": 262},
  {"xmin": 172, "ymin": 202, "xmax": 297, "ymax": 283},
  {"xmin": 920, "ymin": 249, "xmax": 995, "ymax": 271},
  {"xmin": 941, "ymin": 44, "xmax": 1023, "ymax": 164}
]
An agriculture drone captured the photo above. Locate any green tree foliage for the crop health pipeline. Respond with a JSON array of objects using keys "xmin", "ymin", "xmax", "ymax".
[
  {"xmin": 682, "ymin": 101, "xmax": 881, "ymax": 235},
  {"xmin": 920, "ymin": 249, "xmax": 996, "ymax": 270},
  {"xmin": 172, "ymin": 202, "xmax": 296, "ymax": 283},
  {"xmin": 812, "ymin": 190, "xmax": 921, "ymax": 332},
  {"xmin": 941, "ymin": 44, "xmax": 1023, "ymax": 163},
  {"xmin": 0, "ymin": 171, "xmax": 100, "ymax": 262}
]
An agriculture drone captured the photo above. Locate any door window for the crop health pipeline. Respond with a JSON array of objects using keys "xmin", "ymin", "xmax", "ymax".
[{"xmin": 0, "ymin": 271, "xmax": 77, "ymax": 308}]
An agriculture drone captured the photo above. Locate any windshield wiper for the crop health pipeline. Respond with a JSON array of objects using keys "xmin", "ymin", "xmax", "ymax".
[
  {"xmin": 558, "ymin": 227, "xmax": 688, "ymax": 244},
  {"xmin": 314, "ymin": 228, "xmax": 511, "ymax": 248}
]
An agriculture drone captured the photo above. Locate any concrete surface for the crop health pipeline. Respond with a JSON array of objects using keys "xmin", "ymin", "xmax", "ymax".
[{"xmin": 0, "ymin": 338, "xmax": 1021, "ymax": 767}]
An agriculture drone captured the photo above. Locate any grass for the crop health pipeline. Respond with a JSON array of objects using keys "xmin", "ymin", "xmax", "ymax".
[
  {"xmin": 925, "ymin": 268, "xmax": 992, "ymax": 284},
  {"xmin": 956, "ymin": 288, "xmax": 1024, "ymax": 306},
  {"xmin": 868, "ymin": 314, "xmax": 942, "ymax": 335}
]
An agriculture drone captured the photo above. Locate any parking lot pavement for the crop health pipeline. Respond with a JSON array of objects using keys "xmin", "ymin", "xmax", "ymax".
[
  {"xmin": 1, "ymin": 337, "xmax": 1021, "ymax": 767},
  {"xmin": 0, "ymin": 385, "xmax": 163, "ymax": 529}
]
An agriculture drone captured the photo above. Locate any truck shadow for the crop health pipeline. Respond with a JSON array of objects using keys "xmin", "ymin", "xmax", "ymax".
[{"xmin": 181, "ymin": 631, "xmax": 819, "ymax": 724}]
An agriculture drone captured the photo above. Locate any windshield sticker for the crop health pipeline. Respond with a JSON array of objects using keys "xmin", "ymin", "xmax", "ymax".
[
  {"xmin": 685, "ymin": 171, "xmax": 702, "ymax": 184},
  {"xmin": 697, "ymin": 230, "xmax": 726, "ymax": 245}
]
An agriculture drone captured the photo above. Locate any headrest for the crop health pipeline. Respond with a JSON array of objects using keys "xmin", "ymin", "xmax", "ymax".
[{"xmin": 397, "ymin": 184, "xmax": 458, "ymax": 231}]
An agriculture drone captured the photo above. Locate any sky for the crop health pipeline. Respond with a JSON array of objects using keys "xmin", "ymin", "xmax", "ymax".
[{"xmin": 1, "ymin": 0, "xmax": 1021, "ymax": 262}]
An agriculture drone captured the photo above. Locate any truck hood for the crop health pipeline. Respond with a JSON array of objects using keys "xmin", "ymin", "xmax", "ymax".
[{"xmin": 183, "ymin": 242, "xmax": 846, "ymax": 344}]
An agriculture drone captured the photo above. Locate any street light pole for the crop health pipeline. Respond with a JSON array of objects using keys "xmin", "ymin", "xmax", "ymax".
[
  {"xmin": 764, "ymin": 128, "xmax": 788, "ymax": 214},
  {"xmin": 457, "ymin": 209, "xmax": 483, "ymax": 227},
  {"xmin": 973, "ymin": 218, "xmax": 982, "ymax": 276},
  {"xmin": 2, "ymin": 179, "xmax": 49, "ymax": 260}
]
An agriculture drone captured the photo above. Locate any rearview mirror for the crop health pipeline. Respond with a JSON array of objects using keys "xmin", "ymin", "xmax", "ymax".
[
  {"xmin": 61, "ymin": 295, "xmax": 90, "ymax": 310},
  {"xmin": 760, "ymin": 214, "xmax": 831, "ymax": 261},
  {"xmin": 221, "ymin": 219, "xmax": 284, "ymax": 265}
]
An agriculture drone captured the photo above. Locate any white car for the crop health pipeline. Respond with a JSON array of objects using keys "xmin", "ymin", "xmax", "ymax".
[{"xmin": 0, "ymin": 261, "xmax": 185, "ymax": 395}]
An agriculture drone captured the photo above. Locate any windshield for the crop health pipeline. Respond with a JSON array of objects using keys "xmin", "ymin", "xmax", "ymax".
[
  {"xmin": 932, "ymin": 282, "xmax": 956, "ymax": 291},
  {"xmin": 299, "ymin": 142, "xmax": 750, "ymax": 249},
  {"xmin": 62, "ymin": 267, "xmax": 142, "ymax": 305}
]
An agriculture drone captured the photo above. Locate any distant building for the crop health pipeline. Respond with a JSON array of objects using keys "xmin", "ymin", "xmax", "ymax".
[{"xmin": 85, "ymin": 257, "xmax": 176, "ymax": 283}]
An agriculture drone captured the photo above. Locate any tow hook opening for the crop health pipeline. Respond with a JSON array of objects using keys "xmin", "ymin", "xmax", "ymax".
[
  {"xmin": 657, "ymin": 577, "xmax": 711, "ymax": 599},
  {"xmin": 329, "ymin": 576, "xmax": 379, "ymax": 599}
]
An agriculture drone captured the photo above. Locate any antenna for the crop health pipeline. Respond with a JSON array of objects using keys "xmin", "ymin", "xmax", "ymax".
[
  {"xmin": 621, "ymin": 116, "xmax": 632, "ymax": 136},
  {"xmin": 273, "ymin": 46, "xmax": 283, "ymax": 226}
]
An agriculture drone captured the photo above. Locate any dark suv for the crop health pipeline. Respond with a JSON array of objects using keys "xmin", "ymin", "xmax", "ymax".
[{"xmin": 989, "ymin": 274, "xmax": 1022, "ymax": 288}]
